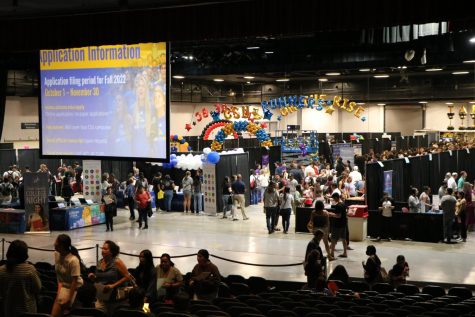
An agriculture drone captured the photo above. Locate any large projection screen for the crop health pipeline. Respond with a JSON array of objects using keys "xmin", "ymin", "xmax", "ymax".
[{"xmin": 39, "ymin": 42, "xmax": 169, "ymax": 161}]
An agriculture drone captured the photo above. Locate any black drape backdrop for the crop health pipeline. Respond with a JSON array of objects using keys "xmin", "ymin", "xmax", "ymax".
[
  {"xmin": 101, "ymin": 160, "xmax": 133, "ymax": 183},
  {"xmin": 17, "ymin": 149, "xmax": 60, "ymax": 173},
  {"xmin": 367, "ymin": 149, "xmax": 475, "ymax": 211},
  {"xmin": 0, "ymin": 67, "xmax": 6, "ymax": 142},
  {"xmin": 0, "ymin": 149, "xmax": 16, "ymax": 174}
]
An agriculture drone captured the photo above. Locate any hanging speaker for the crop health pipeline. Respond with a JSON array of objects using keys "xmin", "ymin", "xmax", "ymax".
[{"xmin": 404, "ymin": 50, "xmax": 415, "ymax": 62}]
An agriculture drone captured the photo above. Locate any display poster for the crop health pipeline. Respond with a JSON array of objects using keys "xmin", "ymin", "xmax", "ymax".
[
  {"xmin": 353, "ymin": 144, "xmax": 362, "ymax": 156},
  {"xmin": 383, "ymin": 170, "xmax": 393, "ymax": 198},
  {"xmin": 24, "ymin": 173, "xmax": 50, "ymax": 232},
  {"xmin": 67, "ymin": 204, "xmax": 105, "ymax": 229},
  {"xmin": 83, "ymin": 160, "xmax": 102, "ymax": 202},
  {"xmin": 340, "ymin": 147, "xmax": 355, "ymax": 167},
  {"xmin": 331, "ymin": 143, "xmax": 352, "ymax": 162},
  {"xmin": 202, "ymin": 163, "xmax": 217, "ymax": 215}
]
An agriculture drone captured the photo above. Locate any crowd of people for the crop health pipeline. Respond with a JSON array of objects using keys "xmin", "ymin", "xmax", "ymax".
[
  {"xmin": 0, "ymin": 234, "xmax": 414, "ymax": 317},
  {"xmin": 0, "ymin": 236, "xmax": 223, "ymax": 317}
]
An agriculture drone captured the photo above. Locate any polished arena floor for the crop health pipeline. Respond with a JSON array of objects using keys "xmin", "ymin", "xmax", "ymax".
[{"xmin": 2, "ymin": 203, "xmax": 475, "ymax": 286}]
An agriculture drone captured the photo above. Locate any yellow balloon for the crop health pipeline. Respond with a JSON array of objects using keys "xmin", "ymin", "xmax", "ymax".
[{"xmin": 178, "ymin": 136, "xmax": 183, "ymax": 141}]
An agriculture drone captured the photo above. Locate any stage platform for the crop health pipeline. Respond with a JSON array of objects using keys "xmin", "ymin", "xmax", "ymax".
[{"xmin": 2, "ymin": 203, "xmax": 475, "ymax": 287}]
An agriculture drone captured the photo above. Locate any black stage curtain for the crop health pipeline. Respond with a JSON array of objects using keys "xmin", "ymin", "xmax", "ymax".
[
  {"xmin": 318, "ymin": 141, "xmax": 332, "ymax": 164},
  {"xmin": 439, "ymin": 151, "xmax": 457, "ymax": 178},
  {"xmin": 215, "ymin": 152, "xmax": 250, "ymax": 211},
  {"xmin": 0, "ymin": 149, "xmax": 16, "ymax": 174},
  {"xmin": 17, "ymin": 149, "xmax": 60, "ymax": 173},
  {"xmin": 366, "ymin": 162, "xmax": 383, "ymax": 211},
  {"xmin": 0, "ymin": 67, "xmax": 6, "ymax": 142},
  {"xmin": 101, "ymin": 160, "xmax": 133, "ymax": 182},
  {"xmin": 362, "ymin": 139, "xmax": 375, "ymax": 155},
  {"xmin": 456, "ymin": 149, "xmax": 475, "ymax": 183},
  {"xmin": 396, "ymin": 136, "xmax": 409, "ymax": 151},
  {"xmin": 429, "ymin": 153, "xmax": 441, "ymax": 193},
  {"xmin": 62, "ymin": 158, "xmax": 83, "ymax": 168}
]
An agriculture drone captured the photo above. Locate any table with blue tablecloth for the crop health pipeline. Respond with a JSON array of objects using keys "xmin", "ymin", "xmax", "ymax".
[
  {"xmin": 49, "ymin": 204, "xmax": 105, "ymax": 231},
  {"xmin": 0, "ymin": 208, "xmax": 26, "ymax": 233}
]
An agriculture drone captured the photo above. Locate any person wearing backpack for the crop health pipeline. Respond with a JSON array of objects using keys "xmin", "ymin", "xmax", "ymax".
[
  {"xmin": 163, "ymin": 175, "xmax": 175, "ymax": 212},
  {"xmin": 0, "ymin": 177, "xmax": 14, "ymax": 204}
]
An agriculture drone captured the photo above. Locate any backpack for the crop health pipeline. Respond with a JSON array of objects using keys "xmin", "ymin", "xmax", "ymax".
[{"xmin": 1, "ymin": 183, "xmax": 11, "ymax": 196}]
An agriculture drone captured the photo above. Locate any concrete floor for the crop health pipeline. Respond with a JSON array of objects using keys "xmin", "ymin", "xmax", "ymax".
[{"xmin": 2, "ymin": 203, "xmax": 475, "ymax": 286}]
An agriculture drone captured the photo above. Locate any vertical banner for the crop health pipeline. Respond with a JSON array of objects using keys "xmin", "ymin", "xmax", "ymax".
[
  {"xmin": 24, "ymin": 173, "xmax": 50, "ymax": 232},
  {"xmin": 383, "ymin": 170, "xmax": 393, "ymax": 198},
  {"xmin": 83, "ymin": 160, "xmax": 102, "ymax": 203},
  {"xmin": 201, "ymin": 163, "xmax": 217, "ymax": 215}
]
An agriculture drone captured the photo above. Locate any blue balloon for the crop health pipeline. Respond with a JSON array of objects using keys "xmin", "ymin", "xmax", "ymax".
[
  {"xmin": 207, "ymin": 151, "xmax": 221, "ymax": 164},
  {"xmin": 180, "ymin": 139, "xmax": 186, "ymax": 144},
  {"xmin": 170, "ymin": 154, "xmax": 177, "ymax": 159},
  {"xmin": 173, "ymin": 134, "xmax": 178, "ymax": 141},
  {"xmin": 187, "ymin": 146, "xmax": 193, "ymax": 151},
  {"xmin": 170, "ymin": 159, "xmax": 178, "ymax": 167}
]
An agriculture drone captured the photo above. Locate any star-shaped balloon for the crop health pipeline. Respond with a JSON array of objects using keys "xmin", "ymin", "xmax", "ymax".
[
  {"xmin": 277, "ymin": 115, "xmax": 282, "ymax": 121},
  {"xmin": 185, "ymin": 123, "xmax": 192, "ymax": 131},
  {"xmin": 260, "ymin": 122, "xmax": 267, "ymax": 129},
  {"xmin": 211, "ymin": 110, "xmax": 221, "ymax": 121},
  {"xmin": 263, "ymin": 109, "xmax": 273, "ymax": 120}
]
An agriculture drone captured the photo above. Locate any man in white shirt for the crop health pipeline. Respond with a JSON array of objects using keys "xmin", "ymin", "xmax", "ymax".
[
  {"xmin": 304, "ymin": 161, "xmax": 317, "ymax": 178},
  {"xmin": 447, "ymin": 172, "xmax": 457, "ymax": 192},
  {"xmin": 349, "ymin": 166, "xmax": 362, "ymax": 185}
]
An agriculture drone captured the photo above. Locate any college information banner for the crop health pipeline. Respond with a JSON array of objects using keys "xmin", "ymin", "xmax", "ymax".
[
  {"xmin": 67, "ymin": 204, "xmax": 105, "ymax": 229},
  {"xmin": 24, "ymin": 173, "xmax": 50, "ymax": 232},
  {"xmin": 202, "ymin": 163, "xmax": 217, "ymax": 215},
  {"xmin": 384, "ymin": 170, "xmax": 393, "ymax": 197},
  {"xmin": 83, "ymin": 160, "xmax": 102, "ymax": 202}
]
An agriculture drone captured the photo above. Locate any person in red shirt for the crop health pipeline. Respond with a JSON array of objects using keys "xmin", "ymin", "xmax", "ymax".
[{"xmin": 135, "ymin": 185, "xmax": 151, "ymax": 230}]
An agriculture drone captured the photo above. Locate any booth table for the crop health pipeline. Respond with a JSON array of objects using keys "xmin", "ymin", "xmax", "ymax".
[
  {"xmin": 368, "ymin": 210, "xmax": 443, "ymax": 243},
  {"xmin": 49, "ymin": 204, "xmax": 105, "ymax": 231},
  {"xmin": 0, "ymin": 208, "xmax": 26, "ymax": 233}
]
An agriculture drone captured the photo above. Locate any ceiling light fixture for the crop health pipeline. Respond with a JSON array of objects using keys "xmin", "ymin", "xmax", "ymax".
[
  {"xmin": 325, "ymin": 72, "xmax": 340, "ymax": 76},
  {"xmin": 469, "ymin": 37, "xmax": 475, "ymax": 43},
  {"xmin": 243, "ymin": 76, "xmax": 254, "ymax": 79},
  {"xmin": 425, "ymin": 68, "xmax": 443, "ymax": 72},
  {"xmin": 213, "ymin": 78, "xmax": 224, "ymax": 82},
  {"xmin": 463, "ymin": 60, "xmax": 475, "ymax": 63},
  {"xmin": 172, "ymin": 75, "xmax": 185, "ymax": 79},
  {"xmin": 469, "ymin": 101, "xmax": 475, "ymax": 104},
  {"xmin": 359, "ymin": 68, "xmax": 371, "ymax": 72},
  {"xmin": 318, "ymin": 78, "xmax": 328, "ymax": 82},
  {"xmin": 373, "ymin": 74, "xmax": 389, "ymax": 78},
  {"xmin": 377, "ymin": 103, "xmax": 386, "ymax": 106},
  {"xmin": 264, "ymin": 51, "xmax": 274, "ymax": 54},
  {"xmin": 452, "ymin": 71, "xmax": 469, "ymax": 75},
  {"xmin": 276, "ymin": 78, "xmax": 289, "ymax": 82},
  {"xmin": 418, "ymin": 101, "xmax": 428, "ymax": 104},
  {"xmin": 246, "ymin": 46, "xmax": 260, "ymax": 50},
  {"xmin": 246, "ymin": 81, "xmax": 251, "ymax": 84},
  {"xmin": 356, "ymin": 102, "xmax": 366, "ymax": 105}
]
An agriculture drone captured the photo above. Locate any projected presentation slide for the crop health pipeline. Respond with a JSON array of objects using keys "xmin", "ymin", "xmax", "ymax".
[{"xmin": 39, "ymin": 42, "xmax": 169, "ymax": 161}]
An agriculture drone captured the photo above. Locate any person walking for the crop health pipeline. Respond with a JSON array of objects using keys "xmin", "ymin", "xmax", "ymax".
[
  {"xmin": 440, "ymin": 187, "xmax": 457, "ymax": 243},
  {"xmin": 231, "ymin": 174, "xmax": 249, "ymax": 221},
  {"xmin": 279, "ymin": 187, "xmax": 294, "ymax": 234},
  {"xmin": 102, "ymin": 186, "xmax": 117, "ymax": 232},
  {"xmin": 51, "ymin": 234, "xmax": 83, "ymax": 317},
  {"xmin": 135, "ymin": 185, "xmax": 152, "ymax": 230},
  {"xmin": 181, "ymin": 171, "xmax": 193, "ymax": 213},
  {"xmin": 263, "ymin": 182, "xmax": 279, "ymax": 234},
  {"xmin": 125, "ymin": 178, "xmax": 136, "ymax": 220},
  {"xmin": 221, "ymin": 176, "xmax": 233, "ymax": 219}
]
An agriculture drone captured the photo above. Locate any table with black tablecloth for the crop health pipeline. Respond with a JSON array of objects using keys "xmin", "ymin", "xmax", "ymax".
[{"xmin": 368, "ymin": 210, "xmax": 444, "ymax": 243}]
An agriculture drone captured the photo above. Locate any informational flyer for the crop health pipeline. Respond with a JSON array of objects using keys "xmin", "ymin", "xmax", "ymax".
[{"xmin": 201, "ymin": 163, "xmax": 217, "ymax": 215}]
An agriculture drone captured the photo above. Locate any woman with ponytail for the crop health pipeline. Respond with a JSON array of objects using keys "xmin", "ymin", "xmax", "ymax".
[{"xmin": 52, "ymin": 234, "xmax": 84, "ymax": 317}]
